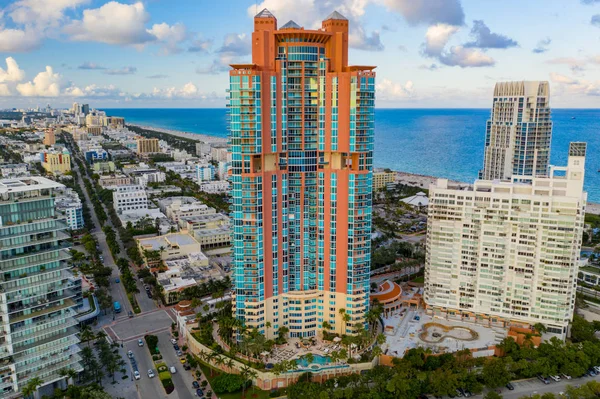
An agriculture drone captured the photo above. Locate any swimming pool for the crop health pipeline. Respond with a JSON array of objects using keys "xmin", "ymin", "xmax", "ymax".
[{"xmin": 295, "ymin": 354, "xmax": 331, "ymax": 367}]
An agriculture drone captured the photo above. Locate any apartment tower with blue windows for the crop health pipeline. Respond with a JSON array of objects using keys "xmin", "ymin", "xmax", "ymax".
[
  {"xmin": 0, "ymin": 177, "xmax": 81, "ymax": 397},
  {"xmin": 228, "ymin": 9, "xmax": 375, "ymax": 338}
]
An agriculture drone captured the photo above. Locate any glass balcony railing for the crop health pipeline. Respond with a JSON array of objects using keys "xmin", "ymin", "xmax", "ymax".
[
  {"xmin": 11, "ymin": 310, "xmax": 76, "ymax": 339},
  {"xmin": 7, "ymin": 289, "xmax": 77, "ymax": 314},
  {"xmin": 16, "ymin": 343, "xmax": 81, "ymax": 374},
  {"xmin": 0, "ymin": 231, "xmax": 70, "ymax": 252},
  {"xmin": 12, "ymin": 325, "xmax": 79, "ymax": 354},
  {"xmin": 9, "ymin": 298, "xmax": 76, "ymax": 325},
  {"xmin": 0, "ymin": 219, "xmax": 68, "ymax": 241},
  {"xmin": 1, "ymin": 267, "xmax": 74, "ymax": 294},
  {"xmin": 13, "ymin": 335, "xmax": 79, "ymax": 365},
  {"xmin": 18, "ymin": 353, "xmax": 82, "ymax": 386}
]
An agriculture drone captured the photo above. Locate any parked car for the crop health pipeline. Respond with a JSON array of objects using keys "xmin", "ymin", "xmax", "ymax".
[
  {"xmin": 138, "ymin": 339, "xmax": 144, "ymax": 347},
  {"xmin": 184, "ymin": 364, "xmax": 191, "ymax": 370},
  {"xmin": 537, "ymin": 375, "xmax": 550, "ymax": 384},
  {"xmin": 195, "ymin": 389, "xmax": 204, "ymax": 397},
  {"xmin": 174, "ymin": 344, "xmax": 180, "ymax": 351},
  {"xmin": 115, "ymin": 278, "xmax": 120, "ymax": 283},
  {"xmin": 147, "ymin": 292, "xmax": 153, "ymax": 299},
  {"xmin": 180, "ymin": 357, "xmax": 186, "ymax": 364},
  {"xmin": 147, "ymin": 369, "xmax": 155, "ymax": 378},
  {"xmin": 549, "ymin": 375, "xmax": 561, "ymax": 382},
  {"xmin": 127, "ymin": 350, "xmax": 134, "ymax": 359},
  {"xmin": 561, "ymin": 373, "xmax": 572, "ymax": 380},
  {"xmin": 169, "ymin": 366, "xmax": 177, "ymax": 374},
  {"xmin": 176, "ymin": 350, "xmax": 183, "ymax": 357},
  {"xmin": 171, "ymin": 338, "xmax": 177, "ymax": 345},
  {"xmin": 506, "ymin": 382, "xmax": 515, "ymax": 390},
  {"xmin": 128, "ymin": 311, "xmax": 134, "ymax": 318},
  {"xmin": 455, "ymin": 389, "xmax": 463, "ymax": 397},
  {"xmin": 594, "ymin": 366, "xmax": 600, "ymax": 373},
  {"xmin": 134, "ymin": 370, "xmax": 140, "ymax": 380},
  {"xmin": 192, "ymin": 381, "xmax": 200, "ymax": 389}
]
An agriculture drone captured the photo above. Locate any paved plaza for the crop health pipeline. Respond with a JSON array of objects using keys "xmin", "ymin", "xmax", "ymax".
[
  {"xmin": 381, "ymin": 308, "xmax": 505, "ymax": 357},
  {"xmin": 106, "ymin": 309, "xmax": 175, "ymax": 342}
]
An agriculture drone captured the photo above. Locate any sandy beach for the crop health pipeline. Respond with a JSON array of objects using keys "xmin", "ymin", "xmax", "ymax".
[{"xmin": 128, "ymin": 123, "xmax": 228, "ymax": 145}]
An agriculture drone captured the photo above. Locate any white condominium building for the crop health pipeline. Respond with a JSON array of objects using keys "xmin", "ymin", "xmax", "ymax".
[
  {"xmin": 480, "ymin": 81, "xmax": 552, "ymax": 181},
  {"xmin": 112, "ymin": 185, "xmax": 148, "ymax": 213},
  {"xmin": 425, "ymin": 142, "xmax": 587, "ymax": 338}
]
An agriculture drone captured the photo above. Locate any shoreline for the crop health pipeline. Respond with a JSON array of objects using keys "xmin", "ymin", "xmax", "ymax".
[
  {"xmin": 130, "ymin": 123, "xmax": 600, "ymax": 214},
  {"xmin": 128, "ymin": 123, "xmax": 227, "ymax": 145}
]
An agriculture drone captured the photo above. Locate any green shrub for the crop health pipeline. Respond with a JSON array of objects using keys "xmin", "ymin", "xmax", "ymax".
[
  {"xmin": 159, "ymin": 371, "xmax": 171, "ymax": 380},
  {"xmin": 212, "ymin": 373, "xmax": 245, "ymax": 394}
]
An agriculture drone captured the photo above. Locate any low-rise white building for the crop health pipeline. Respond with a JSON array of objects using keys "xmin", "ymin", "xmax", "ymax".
[
  {"xmin": 113, "ymin": 185, "xmax": 148, "ymax": 213},
  {"xmin": 199, "ymin": 181, "xmax": 229, "ymax": 194},
  {"xmin": 55, "ymin": 189, "xmax": 84, "ymax": 230},
  {"xmin": 0, "ymin": 163, "xmax": 29, "ymax": 178},
  {"xmin": 157, "ymin": 196, "xmax": 216, "ymax": 224}
]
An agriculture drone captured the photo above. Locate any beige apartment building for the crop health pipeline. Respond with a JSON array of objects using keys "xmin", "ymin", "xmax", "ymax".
[
  {"xmin": 373, "ymin": 171, "xmax": 395, "ymax": 190},
  {"xmin": 425, "ymin": 142, "xmax": 587, "ymax": 338},
  {"xmin": 136, "ymin": 137, "xmax": 160, "ymax": 154}
]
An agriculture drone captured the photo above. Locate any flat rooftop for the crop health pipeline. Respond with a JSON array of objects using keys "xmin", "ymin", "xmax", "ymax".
[
  {"xmin": 0, "ymin": 177, "xmax": 64, "ymax": 193},
  {"xmin": 138, "ymin": 232, "xmax": 199, "ymax": 250}
]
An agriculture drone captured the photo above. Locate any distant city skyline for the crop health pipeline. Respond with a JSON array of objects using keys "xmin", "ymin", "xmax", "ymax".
[{"xmin": 0, "ymin": 0, "xmax": 599, "ymax": 108}]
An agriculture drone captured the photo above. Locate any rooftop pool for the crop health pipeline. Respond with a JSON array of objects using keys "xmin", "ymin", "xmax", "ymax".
[{"xmin": 296, "ymin": 355, "xmax": 331, "ymax": 367}]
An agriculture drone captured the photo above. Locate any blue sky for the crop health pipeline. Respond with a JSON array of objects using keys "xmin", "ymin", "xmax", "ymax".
[{"xmin": 0, "ymin": 0, "xmax": 599, "ymax": 108}]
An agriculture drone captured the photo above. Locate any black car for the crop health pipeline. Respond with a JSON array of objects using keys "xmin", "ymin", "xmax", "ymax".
[
  {"xmin": 147, "ymin": 292, "xmax": 153, "ymax": 299},
  {"xmin": 195, "ymin": 388, "xmax": 204, "ymax": 397},
  {"xmin": 174, "ymin": 344, "xmax": 180, "ymax": 351},
  {"xmin": 184, "ymin": 364, "xmax": 191, "ymax": 370},
  {"xmin": 506, "ymin": 382, "xmax": 515, "ymax": 390},
  {"xmin": 192, "ymin": 381, "xmax": 200, "ymax": 389}
]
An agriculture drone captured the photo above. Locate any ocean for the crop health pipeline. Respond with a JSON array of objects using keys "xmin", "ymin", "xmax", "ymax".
[{"xmin": 104, "ymin": 108, "xmax": 600, "ymax": 202}]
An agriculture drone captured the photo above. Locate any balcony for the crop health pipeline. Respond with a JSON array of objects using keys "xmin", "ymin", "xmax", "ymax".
[
  {"xmin": 11, "ymin": 310, "xmax": 77, "ymax": 339},
  {"xmin": 2, "ymin": 268, "xmax": 74, "ymax": 294},
  {"xmin": 18, "ymin": 353, "xmax": 82, "ymax": 386},
  {"xmin": 13, "ymin": 335, "xmax": 79, "ymax": 364},
  {"xmin": 9, "ymin": 298, "xmax": 76, "ymax": 325},
  {"xmin": 15, "ymin": 344, "xmax": 81, "ymax": 374},
  {"xmin": 0, "ymin": 219, "xmax": 68, "ymax": 241},
  {"xmin": 0, "ymin": 247, "xmax": 71, "ymax": 274},
  {"xmin": 7, "ymin": 289, "xmax": 77, "ymax": 314},
  {"xmin": 0, "ymin": 231, "xmax": 70, "ymax": 252},
  {"xmin": 6, "ymin": 281, "xmax": 76, "ymax": 304},
  {"xmin": 12, "ymin": 325, "xmax": 79, "ymax": 354}
]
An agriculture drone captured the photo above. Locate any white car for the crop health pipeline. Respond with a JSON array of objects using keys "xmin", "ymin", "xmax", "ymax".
[
  {"xmin": 147, "ymin": 369, "xmax": 155, "ymax": 378},
  {"xmin": 134, "ymin": 370, "xmax": 140, "ymax": 380},
  {"xmin": 169, "ymin": 366, "xmax": 177, "ymax": 374},
  {"xmin": 561, "ymin": 373, "xmax": 571, "ymax": 380},
  {"xmin": 170, "ymin": 338, "xmax": 177, "ymax": 345},
  {"xmin": 127, "ymin": 350, "xmax": 134, "ymax": 359},
  {"xmin": 549, "ymin": 375, "xmax": 561, "ymax": 382},
  {"xmin": 138, "ymin": 339, "xmax": 144, "ymax": 347}
]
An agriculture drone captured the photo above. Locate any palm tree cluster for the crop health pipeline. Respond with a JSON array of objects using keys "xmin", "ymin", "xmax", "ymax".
[
  {"xmin": 179, "ymin": 277, "xmax": 231, "ymax": 302},
  {"xmin": 79, "ymin": 330, "xmax": 126, "ymax": 386}
]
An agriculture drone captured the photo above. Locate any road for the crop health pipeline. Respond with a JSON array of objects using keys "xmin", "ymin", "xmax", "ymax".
[
  {"xmin": 156, "ymin": 329, "xmax": 196, "ymax": 399},
  {"xmin": 71, "ymin": 157, "xmax": 133, "ymax": 316},
  {"xmin": 126, "ymin": 338, "xmax": 167, "ymax": 399},
  {"xmin": 70, "ymin": 142, "xmax": 156, "ymax": 314},
  {"xmin": 473, "ymin": 374, "xmax": 600, "ymax": 399}
]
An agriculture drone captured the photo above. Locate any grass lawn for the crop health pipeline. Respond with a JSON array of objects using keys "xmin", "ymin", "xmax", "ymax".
[
  {"xmin": 412, "ymin": 276, "xmax": 424, "ymax": 283},
  {"xmin": 197, "ymin": 360, "xmax": 273, "ymax": 399}
]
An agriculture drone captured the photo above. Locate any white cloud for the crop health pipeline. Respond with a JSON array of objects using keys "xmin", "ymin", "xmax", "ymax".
[
  {"xmin": 422, "ymin": 23, "xmax": 495, "ymax": 68},
  {"xmin": 0, "ymin": 28, "xmax": 41, "ymax": 52},
  {"xmin": 149, "ymin": 82, "xmax": 213, "ymax": 99},
  {"xmin": 9, "ymin": 0, "xmax": 89, "ymax": 28},
  {"xmin": 65, "ymin": 84, "xmax": 124, "ymax": 98},
  {"xmin": 376, "ymin": 78, "xmax": 414, "ymax": 101},
  {"xmin": 423, "ymin": 23, "xmax": 459, "ymax": 57},
  {"xmin": 16, "ymin": 66, "xmax": 63, "ymax": 97},
  {"xmin": 382, "ymin": 0, "xmax": 464, "ymax": 26},
  {"xmin": 148, "ymin": 22, "xmax": 188, "ymax": 54},
  {"xmin": 65, "ymin": 1, "xmax": 154, "ymax": 45},
  {"xmin": 550, "ymin": 72, "xmax": 579, "ymax": 85},
  {"xmin": 0, "ymin": 84, "xmax": 11, "ymax": 96},
  {"xmin": 440, "ymin": 46, "xmax": 494, "ymax": 68},
  {"xmin": 350, "ymin": 26, "xmax": 384, "ymax": 51},
  {"xmin": 197, "ymin": 33, "xmax": 250, "ymax": 74},
  {"xmin": 0, "ymin": 57, "xmax": 25, "ymax": 83}
]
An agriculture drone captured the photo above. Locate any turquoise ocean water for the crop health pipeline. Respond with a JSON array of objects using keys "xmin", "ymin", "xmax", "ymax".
[{"xmin": 104, "ymin": 108, "xmax": 600, "ymax": 202}]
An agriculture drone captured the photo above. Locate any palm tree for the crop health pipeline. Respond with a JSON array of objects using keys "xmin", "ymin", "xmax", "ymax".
[
  {"xmin": 338, "ymin": 308, "xmax": 347, "ymax": 335},
  {"xmin": 58, "ymin": 368, "xmax": 78, "ymax": 386},
  {"xmin": 342, "ymin": 313, "xmax": 351, "ymax": 336},
  {"xmin": 214, "ymin": 355, "xmax": 225, "ymax": 370},
  {"xmin": 533, "ymin": 322, "xmax": 547, "ymax": 335},
  {"xmin": 22, "ymin": 377, "xmax": 43, "ymax": 399},
  {"xmin": 224, "ymin": 357, "xmax": 235, "ymax": 373},
  {"xmin": 207, "ymin": 352, "xmax": 218, "ymax": 376},
  {"xmin": 322, "ymin": 320, "xmax": 331, "ymax": 333},
  {"xmin": 247, "ymin": 369, "xmax": 258, "ymax": 394},
  {"xmin": 240, "ymin": 365, "xmax": 252, "ymax": 397},
  {"xmin": 265, "ymin": 321, "xmax": 271, "ymax": 338},
  {"xmin": 80, "ymin": 325, "xmax": 95, "ymax": 347}
]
